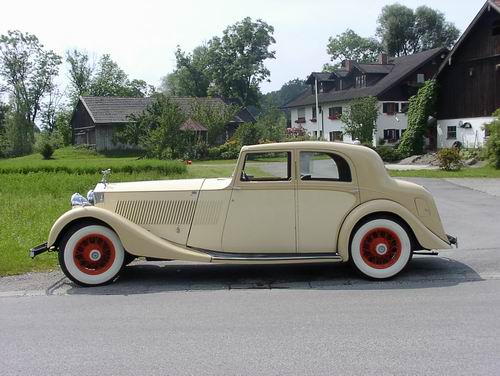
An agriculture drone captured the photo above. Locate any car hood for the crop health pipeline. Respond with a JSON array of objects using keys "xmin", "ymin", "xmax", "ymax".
[{"xmin": 94, "ymin": 177, "xmax": 232, "ymax": 193}]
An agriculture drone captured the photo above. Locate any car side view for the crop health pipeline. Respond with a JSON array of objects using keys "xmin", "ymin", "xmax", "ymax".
[{"xmin": 30, "ymin": 141, "xmax": 456, "ymax": 286}]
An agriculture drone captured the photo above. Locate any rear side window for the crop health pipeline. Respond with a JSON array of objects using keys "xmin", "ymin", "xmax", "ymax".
[
  {"xmin": 241, "ymin": 152, "xmax": 291, "ymax": 182},
  {"xmin": 299, "ymin": 152, "xmax": 352, "ymax": 182}
]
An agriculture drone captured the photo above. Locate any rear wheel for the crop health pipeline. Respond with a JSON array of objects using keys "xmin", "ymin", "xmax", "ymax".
[
  {"xmin": 350, "ymin": 217, "xmax": 412, "ymax": 279},
  {"xmin": 59, "ymin": 224, "xmax": 125, "ymax": 286}
]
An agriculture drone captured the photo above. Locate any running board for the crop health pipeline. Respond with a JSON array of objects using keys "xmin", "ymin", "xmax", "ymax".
[{"xmin": 206, "ymin": 251, "xmax": 343, "ymax": 263}]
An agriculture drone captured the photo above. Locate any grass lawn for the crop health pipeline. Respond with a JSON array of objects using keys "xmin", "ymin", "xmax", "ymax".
[
  {"xmin": 0, "ymin": 148, "xmax": 236, "ymax": 276},
  {"xmin": 389, "ymin": 165, "xmax": 500, "ymax": 178}
]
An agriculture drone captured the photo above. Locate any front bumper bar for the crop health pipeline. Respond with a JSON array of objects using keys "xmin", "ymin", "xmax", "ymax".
[
  {"xmin": 30, "ymin": 242, "xmax": 49, "ymax": 259},
  {"xmin": 447, "ymin": 234, "xmax": 458, "ymax": 248}
]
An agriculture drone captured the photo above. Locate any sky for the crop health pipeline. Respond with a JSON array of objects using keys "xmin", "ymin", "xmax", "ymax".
[{"xmin": 0, "ymin": 0, "xmax": 486, "ymax": 95}]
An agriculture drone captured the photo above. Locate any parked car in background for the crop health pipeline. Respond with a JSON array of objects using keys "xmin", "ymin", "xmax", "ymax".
[{"xmin": 31, "ymin": 141, "xmax": 455, "ymax": 286}]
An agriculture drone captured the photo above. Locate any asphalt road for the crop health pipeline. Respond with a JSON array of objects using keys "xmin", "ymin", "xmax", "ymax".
[{"xmin": 1, "ymin": 178, "xmax": 500, "ymax": 375}]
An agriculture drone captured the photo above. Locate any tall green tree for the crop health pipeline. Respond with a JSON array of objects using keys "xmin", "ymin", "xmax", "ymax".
[
  {"xmin": 376, "ymin": 4, "xmax": 417, "ymax": 56},
  {"xmin": 376, "ymin": 4, "xmax": 460, "ymax": 56},
  {"xmin": 207, "ymin": 17, "xmax": 276, "ymax": 106},
  {"xmin": 161, "ymin": 46, "xmax": 211, "ymax": 97},
  {"xmin": 325, "ymin": 29, "xmax": 383, "ymax": 69},
  {"xmin": 340, "ymin": 96, "xmax": 379, "ymax": 144},
  {"xmin": 115, "ymin": 93, "xmax": 187, "ymax": 159},
  {"xmin": 66, "ymin": 49, "xmax": 94, "ymax": 104},
  {"xmin": 0, "ymin": 30, "xmax": 62, "ymax": 155},
  {"xmin": 414, "ymin": 6, "xmax": 460, "ymax": 51}
]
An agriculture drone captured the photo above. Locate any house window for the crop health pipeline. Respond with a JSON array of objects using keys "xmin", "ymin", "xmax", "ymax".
[
  {"xmin": 312, "ymin": 131, "xmax": 318, "ymax": 139},
  {"xmin": 400, "ymin": 102, "xmax": 409, "ymax": 113},
  {"xmin": 447, "ymin": 126, "xmax": 457, "ymax": 139},
  {"xmin": 300, "ymin": 152, "xmax": 352, "ymax": 182},
  {"xmin": 328, "ymin": 106, "xmax": 342, "ymax": 120},
  {"xmin": 329, "ymin": 131, "xmax": 343, "ymax": 141},
  {"xmin": 383, "ymin": 102, "xmax": 399, "ymax": 115},
  {"xmin": 355, "ymin": 75, "xmax": 366, "ymax": 88},
  {"xmin": 311, "ymin": 106, "xmax": 317, "ymax": 120},
  {"xmin": 296, "ymin": 108, "xmax": 306, "ymax": 123},
  {"xmin": 416, "ymin": 73, "xmax": 425, "ymax": 84},
  {"xmin": 383, "ymin": 129, "xmax": 400, "ymax": 142}
]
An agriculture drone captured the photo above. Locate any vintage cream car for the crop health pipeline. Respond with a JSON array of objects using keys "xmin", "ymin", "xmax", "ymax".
[{"xmin": 31, "ymin": 141, "xmax": 456, "ymax": 286}]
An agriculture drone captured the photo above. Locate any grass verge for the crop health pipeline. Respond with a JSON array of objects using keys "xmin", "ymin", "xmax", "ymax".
[{"xmin": 389, "ymin": 165, "xmax": 500, "ymax": 178}]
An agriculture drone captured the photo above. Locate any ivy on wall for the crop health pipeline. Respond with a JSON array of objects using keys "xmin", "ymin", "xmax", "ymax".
[{"xmin": 397, "ymin": 79, "xmax": 438, "ymax": 157}]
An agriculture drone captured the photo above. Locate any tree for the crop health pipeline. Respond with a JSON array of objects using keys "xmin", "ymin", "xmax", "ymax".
[
  {"xmin": 376, "ymin": 4, "xmax": 417, "ymax": 57},
  {"xmin": 161, "ymin": 46, "xmax": 211, "ymax": 97},
  {"xmin": 189, "ymin": 99, "xmax": 240, "ymax": 146},
  {"xmin": 376, "ymin": 4, "xmax": 460, "ymax": 56},
  {"xmin": 207, "ymin": 17, "xmax": 276, "ymax": 106},
  {"xmin": 325, "ymin": 29, "xmax": 383, "ymax": 69},
  {"xmin": 397, "ymin": 80, "xmax": 438, "ymax": 157},
  {"xmin": 340, "ymin": 96, "xmax": 379, "ymax": 143},
  {"xmin": 52, "ymin": 108, "xmax": 73, "ymax": 147},
  {"xmin": 254, "ymin": 107, "xmax": 286, "ymax": 142},
  {"xmin": 115, "ymin": 93, "xmax": 187, "ymax": 159},
  {"xmin": 66, "ymin": 49, "xmax": 94, "ymax": 104},
  {"xmin": 0, "ymin": 30, "xmax": 61, "ymax": 155},
  {"xmin": 414, "ymin": 6, "xmax": 460, "ymax": 51},
  {"xmin": 260, "ymin": 78, "xmax": 308, "ymax": 111}
]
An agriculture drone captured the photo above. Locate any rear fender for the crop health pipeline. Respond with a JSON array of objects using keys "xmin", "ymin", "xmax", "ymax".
[
  {"xmin": 337, "ymin": 199, "xmax": 451, "ymax": 261},
  {"xmin": 48, "ymin": 206, "xmax": 211, "ymax": 262}
]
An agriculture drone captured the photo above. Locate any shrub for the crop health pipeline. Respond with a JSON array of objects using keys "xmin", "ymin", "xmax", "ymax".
[
  {"xmin": 185, "ymin": 142, "xmax": 208, "ymax": 160},
  {"xmin": 485, "ymin": 110, "xmax": 500, "ymax": 169},
  {"xmin": 437, "ymin": 148, "xmax": 462, "ymax": 171},
  {"xmin": 207, "ymin": 140, "xmax": 240, "ymax": 160},
  {"xmin": 375, "ymin": 145, "xmax": 401, "ymax": 162},
  {"xmin": 39, "ymin": 141, "xmax": 54, "ymax": 160},
  {"xmin": 235, "ymin": 122, "xmax": 260, "ymax": 146}
]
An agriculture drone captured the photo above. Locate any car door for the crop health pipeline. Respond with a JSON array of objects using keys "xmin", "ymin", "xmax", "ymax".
[
  {"xmin": 221, "ymin": 150, "xmax": 296, "ymax": 253},
  {"xmin": 296, "ymin": 150, "xmax": 360, "ymax": 253}
]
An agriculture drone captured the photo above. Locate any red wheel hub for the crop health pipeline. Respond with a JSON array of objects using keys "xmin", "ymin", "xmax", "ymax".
[
  {"xmin": 360, "ymin": 227, "xmax": 402, "ymax": 269},
  {"xmin": 73, "ymin": 234, "xmax": 116, "ymax": 275}
]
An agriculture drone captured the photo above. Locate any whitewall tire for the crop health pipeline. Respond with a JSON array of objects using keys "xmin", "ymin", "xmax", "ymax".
[
  {"xmin": 350, "ymin": 218, "xmax": 412, "ymax": 279},
  {"xmin": 59, "ymin": 224, "xmax": 125, "ymax": 286}
]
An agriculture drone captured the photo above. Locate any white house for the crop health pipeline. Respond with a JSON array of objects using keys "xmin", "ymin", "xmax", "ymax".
[{"xmin": 284, "ymin": 49, "xmax": 448, "ymax": 148}]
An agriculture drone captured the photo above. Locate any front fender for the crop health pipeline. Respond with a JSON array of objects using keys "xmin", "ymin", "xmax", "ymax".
[
  {"xmin": 336, "ymin": 199, "xmax": 451, "ymax": 261},
  {"xmin": 48, "ymin": 206, "xmax": 211, "ymax": 262}
]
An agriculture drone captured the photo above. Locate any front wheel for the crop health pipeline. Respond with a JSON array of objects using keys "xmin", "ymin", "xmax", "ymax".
[
  {"xmin": 59, "ymin": 224, "xmax": 125, "ymax": 286},
  {"xmin": 350, "ymin": 218, "xmax": 412, "ymax": 279}
]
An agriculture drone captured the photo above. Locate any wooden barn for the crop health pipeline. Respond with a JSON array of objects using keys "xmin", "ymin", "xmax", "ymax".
[
  {"xmin": 70, "ymin": 96, "xmax": 255, "ymax": 151},
  {"xmin": 436, "ymin": 0, "xmax": 500, "ymax": 148}
]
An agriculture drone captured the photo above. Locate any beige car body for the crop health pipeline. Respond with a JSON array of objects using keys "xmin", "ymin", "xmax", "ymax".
[{"xmin": 47, "ymin": 141, "xmax": 451, "ymax": 264}]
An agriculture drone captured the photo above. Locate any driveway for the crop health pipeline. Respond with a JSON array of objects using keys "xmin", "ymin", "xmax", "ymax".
[{"xmin": 1, "ymin": 178, "xmax": 500, "ymax": 375}]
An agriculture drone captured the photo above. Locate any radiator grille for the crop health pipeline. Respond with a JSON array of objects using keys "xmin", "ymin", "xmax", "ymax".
[
  {"xmin": 115, "ymin": 200, "xmax": 196, "ymax": 225},
  {"xmin": 192, "ymin": 200, "xmax": 223, "ymax": 225}
]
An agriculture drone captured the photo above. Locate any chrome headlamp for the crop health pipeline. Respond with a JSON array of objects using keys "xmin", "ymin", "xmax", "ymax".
[
  {"xmin": 87, "ymin": 190, "xmax": 95, "ymax": 205},
  {"xmin": 71, "ymin": 193, "xmax": 90, "ymax": 207}
]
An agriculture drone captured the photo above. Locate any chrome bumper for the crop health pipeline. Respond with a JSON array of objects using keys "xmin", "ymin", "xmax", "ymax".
[{"xmin": 30, "ymin": 243, "xmax": 49, "ymax": 259}]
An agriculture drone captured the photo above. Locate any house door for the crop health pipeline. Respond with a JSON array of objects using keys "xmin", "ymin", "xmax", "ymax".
[
  {"xmin": 427, "ymin": 126, "xmax": 437, "ymax": 151},
  {"xmin": 221, "ymin": 151, "xmax": 296, "ymax": 253}
]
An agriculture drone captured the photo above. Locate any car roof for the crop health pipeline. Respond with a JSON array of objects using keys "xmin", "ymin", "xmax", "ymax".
[
  {"xmin": 241, "ymin": 141, "xmax": 390, "ymax": 187},
  {"xmin": 242, "ymin": 141, "xmax": 366, "ymax": 153}
]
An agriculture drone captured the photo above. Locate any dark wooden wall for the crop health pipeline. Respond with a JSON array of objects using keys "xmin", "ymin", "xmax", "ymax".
[{"xmin": 437, "ymin": 8, "xmax": 500, "ymax": 119}]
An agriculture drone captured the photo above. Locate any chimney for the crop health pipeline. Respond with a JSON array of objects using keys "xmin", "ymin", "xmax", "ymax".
[
  {"xmin": 378, "ymin": 52, "xmax": 388, "ymax": 65},
  {"xmin": 342, "ymin": 59, "xmax": 355, "ymax": 71}
]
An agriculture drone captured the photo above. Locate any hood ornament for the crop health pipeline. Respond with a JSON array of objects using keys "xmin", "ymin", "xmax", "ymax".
[{"xmin": 101, "ymin": 169, "xmax": 112, "ymax": 186}]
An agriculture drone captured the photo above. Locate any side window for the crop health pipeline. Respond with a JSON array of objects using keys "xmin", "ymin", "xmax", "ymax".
[
  {"xmin": 241, "ymin": 152, "xmax": 291, "ymax": 182},
  {"xmin": 300, "ymin": 152, "xmax": 352, "ymax": 182}
]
